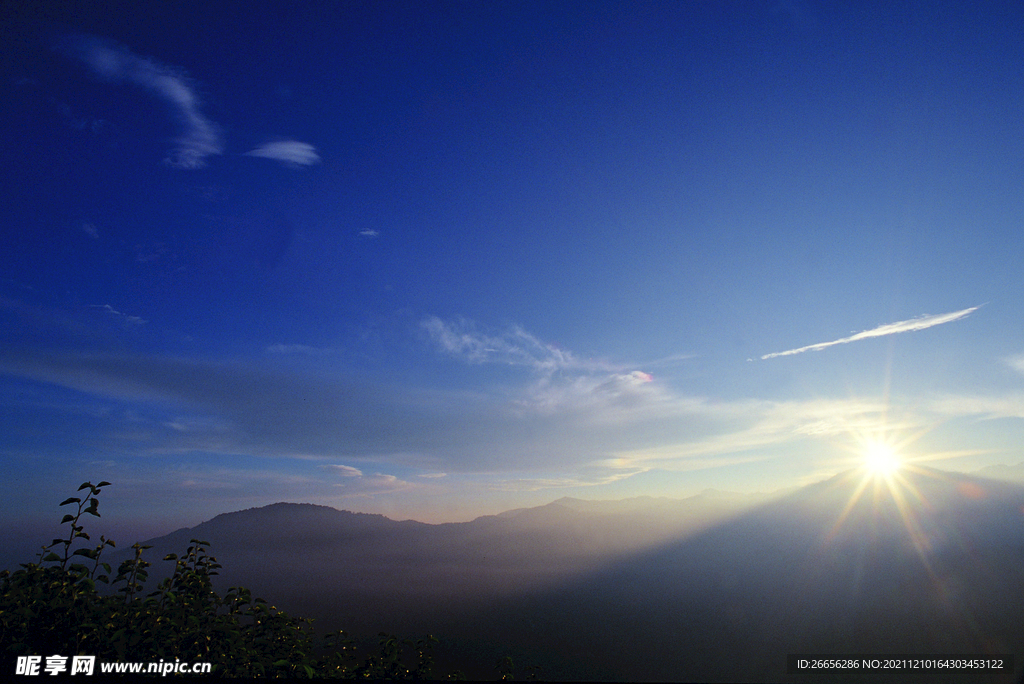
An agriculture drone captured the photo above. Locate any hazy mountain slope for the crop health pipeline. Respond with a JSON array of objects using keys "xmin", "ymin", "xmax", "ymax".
[
  {"xmin": 453, "ymin": 467, "xmax": 1024, "ymax": 681},
  {"xmin": 126, "ymin": 491, "xmax": 763, "ymax": 639},
  {"xmin": 974, "ymin": 461, "xmax": 1024, "ymax": 483},
  {"xmin": 121, "ymin": 471, "xmax": 1024, "ymax": 681}
]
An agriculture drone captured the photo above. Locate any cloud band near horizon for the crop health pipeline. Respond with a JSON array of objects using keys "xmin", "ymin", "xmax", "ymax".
[{"xmin": 761, "ymin": 306, "xmax": 981, "ymax": 360}]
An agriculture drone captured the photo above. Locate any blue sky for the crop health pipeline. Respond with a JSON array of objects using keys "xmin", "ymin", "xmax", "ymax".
[{"xmin": 3, "ymin": 0, "xmax": 1024, "ymax": 547}]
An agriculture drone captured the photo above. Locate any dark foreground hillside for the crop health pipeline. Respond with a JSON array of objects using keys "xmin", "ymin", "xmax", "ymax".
[{"xmin": 129, "ymin": 470, "xmax": 1024, "ymax": 681}]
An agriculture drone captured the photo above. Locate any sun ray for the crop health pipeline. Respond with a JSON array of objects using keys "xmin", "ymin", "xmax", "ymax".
[{"xmin": 823, "ymin": 417, "xmax": 946, "ymax": 567}]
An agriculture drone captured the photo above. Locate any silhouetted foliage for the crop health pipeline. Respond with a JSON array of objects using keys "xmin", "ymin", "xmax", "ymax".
[{"xmin": 0, "ymin": 482, "xmax": 476, "ymax": 678}]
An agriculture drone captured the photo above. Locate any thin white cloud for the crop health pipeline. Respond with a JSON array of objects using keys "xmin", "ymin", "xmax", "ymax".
[
  {"xmin": 324, "ymin": 464, "xmax": 363, "ymax": 477},
  {"xmin": 360, "ymin": 229, "xmax": 380, "ymax": 238},
  {"xmin": 89, "ymin": 303, "xmax": 146, "ymax": 326},
  {"xmin": 761, "ymin": 306, "xmax": 980, "ymax": 360},
  {"xmin": 1006, "ymin": 355, "xmax": 1024, "ymax": 376},
  {"xmin": 244, "ymin": 140, "xmax": 320, "ymax": 167},
  {"xmin": 928, "ymin": 393, "xmax": 1024, "ymax": 420},
  {"xmin": 423, "ymin": 316, "xmax": 608, "ymax": 374},
  {"xmin": 6, "ymin": 324, "xmax": 1002, "ymax": 490},
  {"xmin": 492, "ymin": 466, "xmax": 650, "ymax": 492},
  {"xmin": 334, "ymin": 472, "xmax": 413, "ymax": 496},
  {"xmin": 67, "ymin": 35, "xmax": 223, "ymax": 169}
]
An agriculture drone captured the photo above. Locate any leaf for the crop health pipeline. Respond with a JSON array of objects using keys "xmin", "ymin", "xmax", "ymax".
[
  {"xmin": 78, "ymin": 482, "xmax": 93, "ymax": 491},
  {"xmin": 97, "ymin": 480, "xmax": 112, "ymax": 487},
  {"xmin": 60, "ymin": 498, "xmax": 81, "ymax": 507}
]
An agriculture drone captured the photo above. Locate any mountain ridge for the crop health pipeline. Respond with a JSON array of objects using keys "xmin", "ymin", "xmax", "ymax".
[{"xmin": 106, "ymin": 467, "xmax": 1024, "ymax": 681}]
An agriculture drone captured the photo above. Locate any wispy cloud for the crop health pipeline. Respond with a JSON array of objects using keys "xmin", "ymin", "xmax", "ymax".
[
  {"xmin": 760, "ymin": 306, "xmax": 980, "ymax": 360},
  {"xmin": 89, "ymin": 304, "xmax": 146, "ymax": 326},
  {"xmin": 927, "ymin": 393, "xmax": 1024, "ymax": 420},
  {"xmin": 1, "ymin": 319, "xmax": 996, "ymax": 496},
  {"xmin": 422, "ymin": 316, "xmax": 603, "ymax": 373},
  {"xmin": 65, "ymin": 35, "xmax": 223, "ymax": 169},
  {"xmin": 492, "ymin": 465, "xmax": 650, "ymax": 492},
  {"xmin": 244, "ymin": 140, "xmax": 320, "ymax": 167},
  {"xmin": 326, "ymin": 468, "xmax": 413, "ymax": 496},
  {"xmin": 1006, "ymin": 355, "xmax": 1024, "ymax": 376},
  {"xmin": 324, "ymin": 464, "xmax": 363, "ymax": 477}
]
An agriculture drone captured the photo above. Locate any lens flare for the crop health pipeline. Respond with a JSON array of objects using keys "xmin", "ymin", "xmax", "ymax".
[
  {"xmin": 863, "ymin": 440, "xmax": 901, "ymax": 477},
  {"xmin": 828, "ymin": 425, "xmax": 942, "ymax": 575}
]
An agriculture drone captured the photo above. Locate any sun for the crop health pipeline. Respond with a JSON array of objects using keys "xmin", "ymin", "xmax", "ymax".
[{"xmin": 862, "ymin": 440, "xmax": 902, "ymax": 476}]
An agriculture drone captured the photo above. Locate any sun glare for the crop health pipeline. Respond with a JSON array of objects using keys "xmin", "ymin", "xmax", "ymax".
[
  {"xmin": 827, "ymin": 424, "xmax": 945, "ymax": 574},
  {"xmin": 863, "ymin": 440, "xmax": 902, "ymax": 476}
]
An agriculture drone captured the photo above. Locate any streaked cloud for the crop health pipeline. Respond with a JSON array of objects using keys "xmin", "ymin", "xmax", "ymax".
[
  {"xmin": 423, "ymin": 315, "xmax": 604, "ymax": 373},
  {"xmin": 360, "ymin": 229, "xmax": 380, "ymax": 238},
  {"xmin": 492, "ymin": 466, "xmax": 650, "ymax": 492},
  {"xmin": 324, "ymin": 464, "xmax": 363, "ymax": 477},
  {"xmin": 62, "ymin": 35, "xmax": 321, "ymax": 173},
  {"xmin": 927, "ymin": 393, "xmax": 1024, "ymax": 420},
  {"xmin": 761, "ymin": 305, "xmax": 980, "ymax": 360},
  {"xmin": 89, "ymin": 303, "xmax": 146, "ymax": 326},
  {"xmin": 331, "ymin": 471, "xmax": 413, "ymax": 497},
  {"xmin": 0, "ymin": 347, "xmax": 719, "ymax": 473},
  {"xmin": 2, "ymin": 316, "xmax": 1008, "ymax": 498},
  {"xmin": 244, "ymin": 140, "xmax": 320, "ymax": 167},
  {"xmin": 65, "ymin": 35, "xmax": 223, "ymax": 169}
]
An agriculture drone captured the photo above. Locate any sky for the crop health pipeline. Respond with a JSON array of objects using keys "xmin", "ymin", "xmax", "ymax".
[{"xmin": 3, "ymin": 0, "xmax": 1024, "ymax": 552}]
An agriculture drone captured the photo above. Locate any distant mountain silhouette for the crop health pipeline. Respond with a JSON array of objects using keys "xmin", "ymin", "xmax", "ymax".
[
  {"xmin": 125, "ymin": 490, "xmax": 764, "ymax": 674},
  {"xmin": 457, "ymin": 466, "xmax": 1024, "ymax": 681},
  {"xmin": 127, "ymin": 469, "xmax": 1024, "ymax": 681},
  {"xmin": 974, "ymin": 461, "xmax": 1024, "ymax": 483}
]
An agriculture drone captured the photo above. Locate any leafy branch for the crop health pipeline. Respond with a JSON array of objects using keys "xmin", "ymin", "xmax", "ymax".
[{"xmin": 1, "ymin": 480, "xmax": 540, "ymax": 678}]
